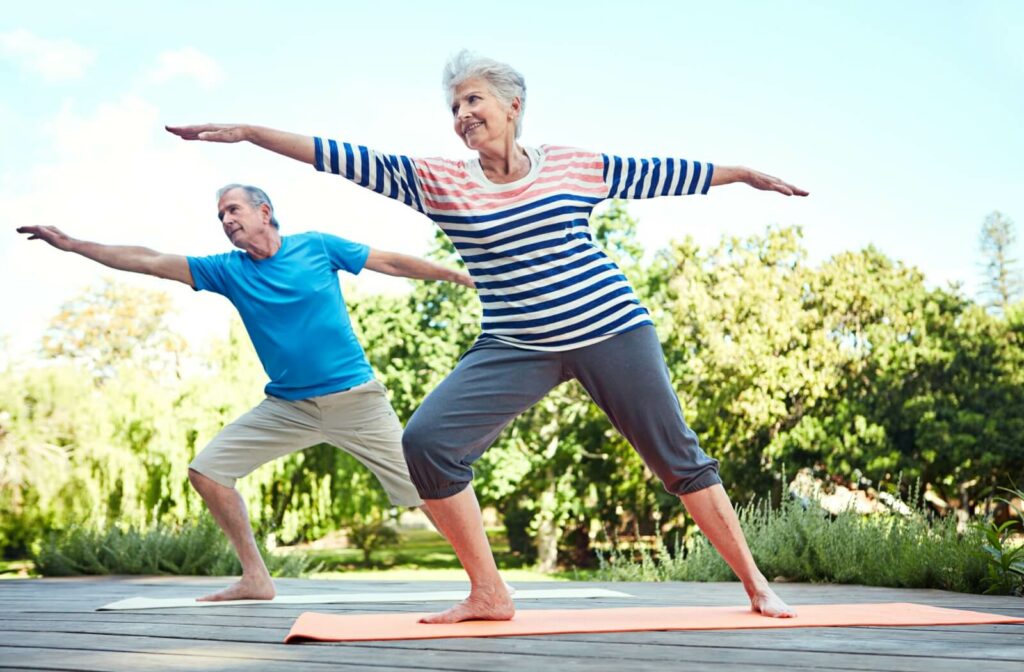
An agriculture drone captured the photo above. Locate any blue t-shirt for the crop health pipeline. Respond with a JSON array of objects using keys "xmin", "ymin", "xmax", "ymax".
[{"xmin": 187, "ymin": 231, "xmax": 374, "ymax": 400}]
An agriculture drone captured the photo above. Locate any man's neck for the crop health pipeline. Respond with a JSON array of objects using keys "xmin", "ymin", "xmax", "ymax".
[{"xmin": 244, "ymin": 231, "xmax": 282, "ymax": 260}]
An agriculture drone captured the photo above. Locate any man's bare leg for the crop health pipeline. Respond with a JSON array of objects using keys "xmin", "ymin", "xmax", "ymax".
[
  {"xmin": 188, "ymin": 468, "xmax": 275, "ymax": 601},
  {"xmin": 680, "ymin": 484, "xmax": 794, "ymax": 617},
  {"xmin": 419, "ymin": 485, "xmax": 514, "ymax": 623}
]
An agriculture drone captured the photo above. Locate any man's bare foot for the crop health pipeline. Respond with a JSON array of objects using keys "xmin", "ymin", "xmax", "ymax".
[
  {"xmin": 750, "ymin": 586, "xmax": 795, "ymax": 618},
  {"xmin": 420, "ymin": 584, "xmax": 514, "ymax": 624},
  {"xmin": 196, "ymin": 576, "xmax": 275, "ymax": 602}
]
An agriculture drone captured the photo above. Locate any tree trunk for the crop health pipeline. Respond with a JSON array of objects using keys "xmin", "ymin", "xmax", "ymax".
[{"xmin": 535, "ymin": 479, "xmax": 559, "ymax": 573}]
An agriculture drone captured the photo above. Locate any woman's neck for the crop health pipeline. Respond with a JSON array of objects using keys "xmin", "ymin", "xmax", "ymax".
[{"xmin": 477, "ymin": 137, "xmax": 530, "ymax": 184}]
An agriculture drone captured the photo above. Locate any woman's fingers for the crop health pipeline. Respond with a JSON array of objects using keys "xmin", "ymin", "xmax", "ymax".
[
  {"xmin": 752, "ymin": 170, "xmax": 808, "ymax": 197},
  {"xmin": 165, "ymin": 124, "xmax": 244, "ymax": 142}
]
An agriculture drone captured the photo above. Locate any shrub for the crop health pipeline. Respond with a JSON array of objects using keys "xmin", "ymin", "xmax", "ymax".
[
  {"xmin": 976, "ymin": 486, "xmax": 1024, "ymax": 596},
  {"xmin": 34, "ymin": 515, "xmax": 311, "ymax": 577},
  {"xmin": 596, "ymin": 494, "xmax": 993, "ymax": 594}
]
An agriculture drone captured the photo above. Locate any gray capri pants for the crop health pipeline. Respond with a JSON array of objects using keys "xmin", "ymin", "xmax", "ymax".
[{"xmin": 402, "ymin": 325, "xmax": 721, "ymax": 500}]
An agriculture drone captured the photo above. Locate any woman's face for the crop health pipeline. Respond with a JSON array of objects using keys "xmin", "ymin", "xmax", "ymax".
[{"xmin": 451, "ymin": 77, "xmax": 517, "ymax": 150}]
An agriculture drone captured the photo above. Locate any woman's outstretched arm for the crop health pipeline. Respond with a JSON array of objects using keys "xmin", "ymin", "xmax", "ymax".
[
  {"xmin": 711, "ymin": 165, "xmax": 808, "ymax": 196},
  {"xmin": 603, "ymin": 152, "xmax": 808, "ymax": 200},
  {"xmin": 166, "ymin": 124, "xmax": 315, "ymax": 165},
  {"xmin": 166, "ymin": 123, "xmax": 428, "ymax": 214}
]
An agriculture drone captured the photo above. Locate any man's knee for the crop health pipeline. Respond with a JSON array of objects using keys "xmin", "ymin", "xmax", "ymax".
[{"xmin": 188, "ymin": 467, "xmax": 227, "ymax": 493}]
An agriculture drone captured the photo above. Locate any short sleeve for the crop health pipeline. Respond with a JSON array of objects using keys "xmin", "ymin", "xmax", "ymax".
[
  {"xmin": 187, "ymin": 253, "xmax": 233, "ymax": 294},
  {"xmin": 317, "ymin": 233, "xmax": 370, "ymax": 275}
]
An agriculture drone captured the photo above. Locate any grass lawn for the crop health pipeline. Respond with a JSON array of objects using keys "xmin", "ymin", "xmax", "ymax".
[
  {"xmin": 0, "ymin": 560, "xmax": 32, "ymax": 579},
  {"xmin": 287, "ymin": 528, "xmax": 562, "ymax": 582}
]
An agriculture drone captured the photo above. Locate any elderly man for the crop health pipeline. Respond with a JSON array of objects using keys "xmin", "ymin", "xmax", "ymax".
[{"xmin": 18, "ymin": 183, "xmax": 473, "ymax": 601}]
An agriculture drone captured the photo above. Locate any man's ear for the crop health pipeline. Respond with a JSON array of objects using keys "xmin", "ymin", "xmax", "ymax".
[{"xmin": 260, "ymin": 203, "xmax": 272, "ymax": 226}]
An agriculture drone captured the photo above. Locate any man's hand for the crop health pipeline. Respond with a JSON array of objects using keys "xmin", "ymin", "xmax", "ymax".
[
  {"xmin": 17, "ymin": 225, "xmax": 77, "ymax": 252},
  {"xmin": 454, "ymin": 271, "xmax": 475, "ymax": 289},
  {"xmin": 17, "ymin": 226, "xmax": 193, "ymax": 286},
  {"xmin": 165, "ymin": 123, "xmax": 250, "ymax": 143},
  {"xmin": 743, "ymin": 168, "xmax": 809, "ymax": 197}
]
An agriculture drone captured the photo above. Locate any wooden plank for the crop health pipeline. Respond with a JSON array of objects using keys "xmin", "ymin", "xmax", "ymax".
[
  {"xmin": 0, "ymin": 620, "xmax": 282, "ymax": 644},
  {"xmin": 0, "ymin": 641, "xmax": 870, "ymax": 672},
  {"xmin": 0, "ymin": 647, "xmax": 386, "ymax": 671},
  {"xmin": 5, "ymin": 631, "xmax": 1024, "ymax": 672},
  {"xmin": 3, "ymin": 577, "xmax": 1024, "ymax": 672},
  {"xmin": 515, "ymin": 628, "xmax": 1024, "ymax": 657},
  {"xmin": 6, "ymin": 622, "xmax": 1024, "ymax": 672}
]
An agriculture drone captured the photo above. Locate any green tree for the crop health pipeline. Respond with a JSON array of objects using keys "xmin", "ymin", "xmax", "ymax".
[
  {"xmin": 41, "ymin": 278, "xmax": 187, "ymax": 380},
  {"xmin": 979, "ymin": 211, "xmax": 1023, "ymax": 315},
  {"xmin": 645, "ymin": 226, "xmax": 850, "ymax": 501}
]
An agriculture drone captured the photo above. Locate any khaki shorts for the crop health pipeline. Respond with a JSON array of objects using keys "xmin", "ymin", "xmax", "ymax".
[{"xmin": 190, "ymin": 379, "xmax": 422, "ymax": 507}]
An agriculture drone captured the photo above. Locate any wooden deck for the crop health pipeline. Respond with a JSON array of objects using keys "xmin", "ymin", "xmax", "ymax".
[{"xmin": 1, "ymin": 577, "xmax": 1022, "ymax": 671}]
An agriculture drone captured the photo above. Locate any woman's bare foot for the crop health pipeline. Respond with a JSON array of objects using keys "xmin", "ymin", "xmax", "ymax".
[
  {"xmin": 196, "ymin": 575, "xmax": 275, "ymax": 602},
  {"xmin": 420, "ymin": 584, "xmax": 514, "ymax": 624},
  {"xmin": 749, "ymin": 585, "xmax": 795, "ymax": 618}
]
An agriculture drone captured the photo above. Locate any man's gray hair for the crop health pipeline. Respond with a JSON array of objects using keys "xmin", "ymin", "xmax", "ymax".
[
  {"xmin": 216, "ymin": 184, "xmax": 280, "ymax": 229},
  {"xmin": 443, "ymin": 50, "xmax": 527, "ymax": 139}
]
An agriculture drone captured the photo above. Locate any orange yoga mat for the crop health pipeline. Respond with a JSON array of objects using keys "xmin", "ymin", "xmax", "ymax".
[{"xmin": 285, "ymin": 602, "xmax": 1024, "ymax": 643}]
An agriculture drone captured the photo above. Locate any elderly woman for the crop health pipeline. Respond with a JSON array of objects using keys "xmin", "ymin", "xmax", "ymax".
[{"xmin": 168, "ymin": 50, "xmax": 807, "ymax": 624}]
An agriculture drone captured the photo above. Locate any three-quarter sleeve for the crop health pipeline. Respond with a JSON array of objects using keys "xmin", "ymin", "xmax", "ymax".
[
  {"xmin": 602, "ymin": 154, "xmax": 714, "ymax": 200},
  {"xmin": 313, "ymin": 136, "xmax": 427, "ymax": 214}
]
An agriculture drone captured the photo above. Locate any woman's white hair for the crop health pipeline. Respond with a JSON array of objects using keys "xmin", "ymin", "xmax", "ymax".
[{"xmin": 443, "ymin": 49, "xmax": 527, "ymax": 139}]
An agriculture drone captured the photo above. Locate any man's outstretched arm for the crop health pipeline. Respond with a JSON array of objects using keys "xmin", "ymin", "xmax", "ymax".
[
  {"xmin": 17, "ymin": 225, "xmax": 194, "ymax": 286},
  {"xmin": 364, "ymin": 249, "xmax": 474, "ymax": 288}
]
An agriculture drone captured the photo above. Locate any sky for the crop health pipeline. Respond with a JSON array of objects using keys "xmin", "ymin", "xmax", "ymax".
[{"xmin": 2, "ymin": 1, "xmax": 1022, "ymax": 363}]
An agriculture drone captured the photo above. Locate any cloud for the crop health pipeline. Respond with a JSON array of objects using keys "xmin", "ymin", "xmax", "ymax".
[
  {"xmin": 0, "ymin": 29, "xmax": 95, "ymax": 81},
  {"xmin": 0, "ymin": 94, "xmax": 230, "ymax": 360},
  {"xmin": 146, "ymin": 47, "xmax": 225, "ymax": 89}
]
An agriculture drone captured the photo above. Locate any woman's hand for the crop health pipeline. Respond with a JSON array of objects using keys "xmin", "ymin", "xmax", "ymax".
[
  {"xmin": 165, "ymin": 124, "xmax": 250, "ymax": 143},
  {"xmin": 165, "ymin": 124, "xmax": 316, "ymax": 165},
  {"xmin": 742, "ymin": 168, "xmax": 809, "ymax": 196}
]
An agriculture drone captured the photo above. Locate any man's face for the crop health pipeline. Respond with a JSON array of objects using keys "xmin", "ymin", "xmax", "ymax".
[{"xmin": 217, "ymin": 189, "xmax": 268, "ymax": 249}]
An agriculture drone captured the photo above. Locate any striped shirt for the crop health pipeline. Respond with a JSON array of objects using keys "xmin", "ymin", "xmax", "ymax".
[{"xmin": 313, "ymin": 138, "xmax": 713, "ymax": 351}]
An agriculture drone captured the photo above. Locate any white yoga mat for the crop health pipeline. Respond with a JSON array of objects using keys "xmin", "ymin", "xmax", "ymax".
[{"xmin": 97, "ymin": 587, "xmax": 633, "ymax": 611}]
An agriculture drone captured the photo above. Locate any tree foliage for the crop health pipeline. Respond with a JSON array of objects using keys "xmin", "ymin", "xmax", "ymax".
[
  {"xmin": 41, "ymin": 277, "xmax": 186, "ymax": 380},
  {"xmin": 978, "ymin": 211, "xmax": 1023, "ymax": 314}
]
